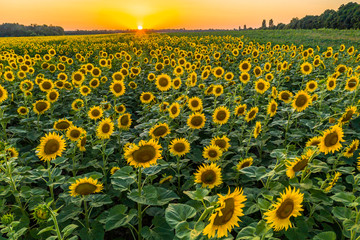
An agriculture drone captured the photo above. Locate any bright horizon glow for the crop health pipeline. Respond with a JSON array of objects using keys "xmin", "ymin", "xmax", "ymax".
[
  {"xmin": 0, "ymin": 0, "xmax": 352, "ymax": 30},
  {"xmin": 138, "ymin": 25, "xmax": 143, "ymax": 30}
]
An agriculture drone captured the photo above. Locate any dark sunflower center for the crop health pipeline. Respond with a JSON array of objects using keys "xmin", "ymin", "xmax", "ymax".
[
  {"xmin": 216, "ymin": 69, "xmax": 222, "ymax": 75},
  {"xmin": 271, "ymin": 104, "xmax": 276, "ymax": 112},
  {"xmin": 143, "ymin": 94, "xmax": 150, "ymax": 101},
  {"xmin": 303, "ymin": 65, "xmax": 310, "ymax": 72},
  {"xmin": 102, "ymin": 123, "xmax": 110, "ymax": 133},
  {"xmin": 255, "ymin": 69, "xmax": 260, "ymax": 75},
  {"xmin": 213, "ymin": 198, "xmax": 235, "ymax": 226},
  {"xmin": 159, "ymin": 77, "xmax": 169, "ymax": 87},
  {"xmin": 240, "ymin": 161, "xmax": 251, "ymax": 168},
  {"xmin": 70, "ymin": 130, "xmax": 81, "ymax": 139},
  {"xmin": 80, "ymin": 137, "xmax": 86, "ymax": 146},
  {"xmin": 20, "ymin": 108, "xmax": 27, "ymax": 113},
  {"xmin": 191, "ymin": 100, "xmax": 199, "ymax": 108},
  {"xmin": 113, "ymin": 83, "xmax": 123, "ymax": 93},
  {"xmin": 173, "ymin": 142, "xmax": 185, "ymax": 152},
  {"xmin": 347, "ymin": 145, "xmax": 357, "ymax": 154},
  {"xmin": 36, "ymin": 102, "xmax": 48, "ymax": 112},
  {"xmin": 191, "ymin": 116, "xmax": 203, "ymax": 126},
  {"xmin": 93, "ymin": 69, "xmax": 100, "ymax": 75},
  {"xmin": 237, "ymin": 107, "xmax": 245, "ymax": 115},
  {"xmin": 348, "ymin": 79, "xmax": 356, "ymax": 88},
  {"xmin": 92, "ymin": 109, "xmax": 100, "ymax": 117},
  {"xmin": 293, "ymin": 158, "xmax": 309, "ymax": 172},
  {"xmin": 242, "ymin": 63, "xmax": 249, "ymax": 70},
  {"xmin": 248, "ymin": 110, "xmax": 256, "ymax": 119},
  {"xmin": 215, "ymin": 88, "xmax": 221, "ymax": 94},
  {"xmin": 56, "ymin": 121, "xmax": 70, "ymax": 130},
  {"xmin": 329, "ymin": 81, "xmax": 334, "ymax": 87},
  {"xmin": 216, "ymin": 110, "xmax": 227, "ymax": 121},
  {"xmin": 42, "ymin": 82, "xmax": 51, "ymax": 90},
  {"xmin": 153, "ymin": 126, "xmax": 167, "ymax": 136},
  {"xmin": 201, "ymin": 170, "xmax": 216, "ymax": 184},
  {"xmin": 341, "ymin": 110, "xmax": 354, "ymax": 122},
  {"xmin": 49, "ymin": 92, "xmax": 57, "ymax": 100},
  {"xmin": 0, "ymin": 89, "xmax": 3, "ymax": 97},
  {"xmin": 114, "ymin": 74, "xmax": 122, "ymax": 80},
  {"xmin": 310, "ymin": 140, "xmax": 320, "ymax": 146},
  {"xmin": 75, "ymin": 183, "xmax": 97, "ymax": 195},
  {"xmin": 295, "ymin": 94, "xmax": 308, "ymax": 107},
  {"xmin": 324, "ymin": 132, "xmax": 339, "ymax": 147},
  {"xmin": 309, "ymin": 83, "xmax": 315, "ymax": 89},
  {"xmin": 44, "ymin": 139, "xmax": 60, "ymax": 155},
  {"xmin": 281, "ymin": 93, "xmax": 290, "ymax": 100},
  {"xmin": 215, "ymin": 139, "xmax": 226, "ymax": 149},
  {"xmin": 338, "ymin": 67, "xmax": 345, "ymax": 73},
  {"xmin": 74, "ymin": 74, "xmax": 82, "ymax": 81},
  {"xmin": 276, "ymin": 199, "xmax": 294, "ymax": 219},
  {"xmin": 120, "ymin": 115, "xmax": 129, "ymax": 125},
  {"xmin": 208, "ymin": 149, "xmax": 218, "ymax": 158},
  {"xmin": 132, "ymin": 145, "xmax": 156, "ymax": 163},
  {"xmin": 257, "ymin": 82, "xmax": 265, "ymax": 90},
  {"xmin": 174, "ymin": 80, "xmax": 180, "ymax": 87}
]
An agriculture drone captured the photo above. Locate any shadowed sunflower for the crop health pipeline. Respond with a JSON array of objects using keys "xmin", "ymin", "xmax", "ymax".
[
  {"xmin": 236, "ymin": 157, "xmax": 253, "ymax": 171},
  {"xmin": 292, "ymin": 90, "xmax": 311, "ymax": 112},
  {"xmin": 194, "ymin": 163, "xmax": 222, "ymax": 189},
  {"xmin": 6, "ymin": 147, "xmax": 18, "ymax": 159},
  {"xmin": 339, "ymin": 106, "xmax": 357, "ymax": 125},
  {"xmin": 318, "ymin": 125, "xmax": 344, "ymax": 154},
  {"xmin": 118, "ymin": 113, "xmax": 132, "ymax": 130},
  {"xmin": 254, "ymin": 121, "xmax": 262, "ymax": 139},
  {"xmin": 211, "ymin": 136, "xmax": 231, "ymax": 152},
  {"xmin": 149, "ymin": 123, "xmax": 170, "ymax": 139},
  {"xmin": 69, "ymin": 177, "xmax": 103, "ymax": 197},
  {"xmin": 169, "ymin": 138, "xmax": 190, "ymax": 156},
  {"xmin": 110, "ymin": 80, "xmax": 126, "ymax": 97},
  {"xmin": 203, "ymin": 187, "xmax": 246, "ymax": 238},
  {"xmin": 124, "ymin": 139, "xmax": 162, "ymax": 168},
  {"xmin": 156, "ymin": 74, "xmax": 172, "ymax": 91},
  {"xmin": 169, "ymin": 102, "xmax": 181, "ymax": 119},
  {"xmin": 278, "ymin": 91, "xmax": 293, "ymax": 103},
  {"xmin": 345, "ymin": 76, "xmax": 359, "ymax": 91},
  {"xmin": 245, "ymin": 107, "xmax": 258, "ymax": 122},
  {"xmin": 96, "ymin": 118, "xmax": 114, "ymax": 139},
  {"xmin": 213, "ymin": 106, "xmax": 230, "ymax": 125},
  {"xmin": 88, "ymin": 106, "xmax": 103, "ymax": 120},
  {"xmin": 306, "ymin": 136, "xmax": 321, "ymax": 148},
  {"xmin": 33, "ymin": 100, "xmax": 50, "ymax": 115},
  {"xmin": 286, "ymin": 149, "xmax": 314, "ymax": 179},
  {"xmin": 267, "ymin": 99, "xmax": 278, "ymax": 117},
  {"xmin": 115, "ymin": 104, "xmax": 126, "ymax": 114},
  {"xmin": 235, "ymin": 104, "xmax": 247, "ymax": 116},
  {"xmin": 36, "ymin": 132, "xmax": 66, "ymax": 161},
  {"xmin": 77, "ymin": 136, "xmax": 87, "ymax": 152},
  {"xmin": 203, "ymin": 145, "xmax": 223, "ymax": 161},
  {"xmin": 17, "ymin": 106, "xmax": 29, "ymax": 115},
  {"xmin": 343, "ymin": 139, "xmax": 359, "ymax": 158},
  {"xmin": 187, "ymin": 112, "xmax": 206, "ymax": 129},
  {"xmin": 71, "ymin": 99, "xmax": 84, "ymax": 111},
  {"xmin": 53, "ymin": 119, "xmax": 72, "ymax": 131},
  {"xmin": 264, "ymin": 187, "xmax": 304, "ymax": 231}
]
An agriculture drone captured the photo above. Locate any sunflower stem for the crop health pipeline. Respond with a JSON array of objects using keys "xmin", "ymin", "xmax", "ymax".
[
  {"xmin": 47, "ymin": 161, "xmax": 55, "ymax": 209},
  {"xmin": 176, "ymin": 156, "xmax": 181, "ymax": 194},
  {"xmin": 47, "ymin": 205, "xmax": 63, "ymax": 240},
  {"xmin": 284, "ymin": 109, "xmax": 294, "ymax": 147},
  {"xmin": 83, "ymin": 198, "xmax": 90, "ymax": 231},
  {"xmin": 138, "ymin": 168, "xmax": 143, "ymax": 240}
]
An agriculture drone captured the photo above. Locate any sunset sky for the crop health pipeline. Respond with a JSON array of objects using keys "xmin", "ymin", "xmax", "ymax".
[{"xmin": 0, "ymin": 0, "xmax": 353, "ymax": 30}]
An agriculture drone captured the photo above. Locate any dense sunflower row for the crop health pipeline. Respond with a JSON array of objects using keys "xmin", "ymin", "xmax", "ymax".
[{"xmin": 0, "ymin": 33, "xmax": 359, "ymax": 240}]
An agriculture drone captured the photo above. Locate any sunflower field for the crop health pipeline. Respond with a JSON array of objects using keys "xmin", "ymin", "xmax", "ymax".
[{"xmin": 0, "ymin": 32, "xmax": 360, "ymax": 240}]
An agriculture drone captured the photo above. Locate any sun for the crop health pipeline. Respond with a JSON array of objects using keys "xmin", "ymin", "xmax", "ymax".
[{"xmin": 138, "ymin": 25, "xmax": 143, "ymax": 30}]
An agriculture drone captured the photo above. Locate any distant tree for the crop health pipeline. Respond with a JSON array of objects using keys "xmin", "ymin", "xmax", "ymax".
[
  {"xmin": 0, "ymin": 23, "xmax": 64, "ymax": 37},
  {"xmin": 269, "ymin": 19, "xmax": 275, "ymax": 29},
  {"xmin": 238, "ymin": 26, "xmax": 241, "ymax": 31},
  {"xmin": 261, "ymin": 19, "xmax": 267, "ymax": 29},
  {"xmin": 243, "ymin": 25, "xmax": 247, "ymax": 30}
]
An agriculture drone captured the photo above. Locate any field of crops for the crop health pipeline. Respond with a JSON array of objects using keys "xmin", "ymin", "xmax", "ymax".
[{"xmin": 0, "ymin": 31, "xmax": 359, "ymax": 240}]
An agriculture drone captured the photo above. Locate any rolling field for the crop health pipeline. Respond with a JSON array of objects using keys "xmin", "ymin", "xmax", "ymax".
[{"xmin": 0, "ymin": 30, "xmax": 359, "ymax": 240}]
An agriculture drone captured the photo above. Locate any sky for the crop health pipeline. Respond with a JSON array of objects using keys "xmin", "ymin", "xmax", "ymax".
[{"xmin": 0, "ymin": 0, "xmax": 354, "ymax": 30}]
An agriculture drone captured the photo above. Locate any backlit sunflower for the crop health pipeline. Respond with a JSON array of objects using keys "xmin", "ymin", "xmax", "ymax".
[
  {"xmin": 286, "ymin": 149, "xmax": 314, "ymax": 179},
  {"xmin": 278, "ymin": 91, "xmax": 293, "ymax": 103},
  {"xmin": 88, "ymin": 106, "xmax": 103, "ymax": 120},
  {"xmin": 292, "ymin": 90, "xmax": 311, "ymax": 112},
  {"xmin": 110, "ymin": 80, "xmax": 126, "ymax": 97},
  {"xmin": 245, "ymin": 107, "xmax": 258, "ymax": 122},
  {"xmin": 267, "ymin": 99, "xmax": 278, "ymax": 117},
  {"xmin": 300, "ymin": 62, "xmax": 312, "ymax": 75},
  {"xmin": 118, "ymin": 113, "xmax": 132, "ymax": 130},
  {"xmin": 169, "ymin": 138, "xmax": 190, "ymax": 156},
  {"xmin": 53, "ymin": 119, "xmax": 72, "ymax": 131},
  {"xmin": 188, "ymin": 97, "xmax": 203, "ymax": 112},
  {"xmin": 236, "ymin": 157, "xmax": 253, "ymax": 170},
  {"xmin": 264, "ymin": 187, "xmax": 304, "ymax": 231},
  {"xmin": 66, "ymin": 126, "xmax": 86, "ymax": 142},
  {"xmin": 203, "ymin": 145, "xmax": 223, "ymax": 161},
  {"xmin": 96, "ymin": 118, "xmax": 114, "ymax": 139},
  {"xmin": 168, "ymin": 102, "xmax": 181, "ymax": 119},
  {"xmin": 339, "ymin": 106, "xmax": 357, "ymax": 125},
  {"xmin": 343, "ymin": 139, "xmax": 359, "ymax": 158},
  {"xmin": 194, "ymin": 163, "xmax": 222, "ymax": 189},
  {"xmin": 140, "ymin": 92, "xmax": 154, "ymax": 104},
  {"xmin": 345, "ymin": 76, "xmax": 359, "ymax": 91},
  {"xmin": 17, "ymin": 106, "xmax": 29, "ymax": 115},
  {"xmin": 187, "ymin": 112, "xmax": 206, "ymax": 129},
  {"xmin": 254, "ymin": 121, "xmax": 262, "ymax": 139},
  {"xmin": 156, "ymin": 74, "xmax": 172, "ymax": 91},
  {"xmin": 203, "ymin": 187, "xmax": 246, "ymax": 238},
  {"xmin": 235, "ymin": 104, "xmax": 247, "ymax": 116},
  {"xmin": 213, "ymin": 106, "xmax": 230, "ymax": 125},
  {"xmin": 318, "ymin": 125, "xmax": 344, "ymax": 154},
  {"xmin": 149, "ymin": 123, "xmax": 170, "ymax": 139},
  {"xmin": 36, "ymin": 132, "xmax": 66, "ymax": 162},
  {"xmin": 33, "ymin": 100, "xmax": 50, "ymax": 115},
  {"xmin": 211, "ymin": 136, "xmax": 231, "ymax": 152},
  {"xmin": 69, "ymin": 177, "xmax": 103, "ymax": 197},
  {"xmin": 124, "ymin": 139, "xmax": 162, "ymax": 168}
]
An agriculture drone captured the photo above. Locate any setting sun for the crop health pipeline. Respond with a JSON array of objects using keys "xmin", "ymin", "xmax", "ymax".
[{"xmin": 138, "ymin": 25, "xmax": 143, "ymax": 30}]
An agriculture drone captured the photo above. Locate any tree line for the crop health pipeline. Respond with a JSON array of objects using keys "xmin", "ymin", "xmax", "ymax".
[
  {"xmin": 0, "ymin": 23, "xmax": 64, "ymax": 37},
  {"xmin": 259, "ymin": 2, "xmax": 360, "ymax": 30}
]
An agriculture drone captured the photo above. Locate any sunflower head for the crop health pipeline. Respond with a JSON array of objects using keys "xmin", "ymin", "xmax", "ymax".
[
  {"xmin": 211, "ymin": 136, "xmax": 231, "ymax": 152},
  {"xmin": 88, "ymin": 106, "xmax": 103, "ymax": 120},
  {"xmin": 203, "ymin": 144, "xmax": 223, "ymax": 161},
  {"xmin": 149, "ymin": 123, "xmax": 170, "ymax": 139},
  {"xmin": 36, "ymin": 132, "xmax": 66, "ymax": 162},
  {"xmin": 53, "ymin": 119, "xmax": 72, "ymax": 131},
  {"xmin": 69, "ymin": 177, "xmax": 103, "ymax": 197},
  {"xmin": 124, "ymin": 139, "xmax": 162, "ymax": 168},
  {"xmin": 187, "ymin": 112, "xmax": 206, "ymax": 129},
  {"xmin": 292, "ymin": 90, "xmax": 311, "ymax": 112},
  {"xmin": 319, "ymin": 125, "xmax": 344, "ymax": 154},
  {"xmin": 96, "ymin": 118, "xmax": 114, "ymax": 139},
  {"xmin": 169, "ymin": 138, "xmax": 190, "ymax": 156},
  {"xmin": 194, "ymin": 163, "xmax": 223, "ymax": 189},
  {"xmin": 33, "ymin": 100, "xmax": 50, "ymax": 115},
  {"xmin": 156, "ymin": 74, "xmax": 172, "ymax": 91},
  {"xmin": 118, "ymin": 113, "xmax": 132, "ymax": 130},
  {"xmin": 245, "ymin": 107, "xmax": 259, "ymax": 122},
  {"xmin": 236, "ymin": 157, "xmax": 253, "ymax": 171}
]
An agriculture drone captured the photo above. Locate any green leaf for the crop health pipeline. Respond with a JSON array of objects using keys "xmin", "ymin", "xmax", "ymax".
[
  {"xmin": 313, "ymin": 231, "xmax": 336, "ymax": 240},
  {"xmin": 236, "ymin": 225, "xmax": 256, "ymax": 239},
  {"xmin": 104, "ymin": 205, "xmax": 136, "ymax": 231},
  {"xmin": 88, "ymin": 194, "xmax": 112, "ymax": 208},
  {"xmin": 239, "ymin": 166, "xmax": 267, "ymax": 180},
  {"xmin": 183, "ymin": 188, "xmax": 210, "ymax": 201},
  {"xmin": 331, "ymin": 192, "xmax": 355, "ymax": 205},
  {"xmin": 111, "ymin": 166, "xmax": 136, "ymax": 192},
  {"xmin": 165, "ymin": 204, "xmax": 197, "ymax": 229},
  {"xmin": 128, "ymin": 186, "xmax": 179, "ymax": 206},
  {"xmin": 38, "ymin": 226, "xmax": 55, "ymax": 235},
  {"xmin": 62, "ymin": 224, "xmax": 78, "ymax": 239},
  {"xmin": 332, "ymin": 207, "xmax": 352, "ymax": 220}
]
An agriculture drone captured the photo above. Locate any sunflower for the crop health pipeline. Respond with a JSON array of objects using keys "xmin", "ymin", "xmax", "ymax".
[
  {"xmin": 110, "ymin": 80, "xmax": 126, "ymax": 97},
  {"xmin": 118, "ymin": 113, "xmax": 132, "ymax": 130},
  {"xmin": 203, "ymin": 187, "xmax": 246, "ymax": 238},
  {"xmin": 173, "ymin": 66, "xmax": 184, "ymax": 76},
  {"xmin": 300, "ymin": 62, "xmax": 312, "ymax": 75},
  {"xmin": 124, "ymin": 139, "xmax": 162, "ymax": 168},
  {"xmin": 239, "ymin": 61, "xmax": 251, "ymax": 72},
  {"xmin": 201, "ymin": 70, "xmax": 210, "ymax": 80},
  {"xmin": 239, "ymin": 72, "xmax": 250, "ymax": 84},
  {"xmin": 114, "ymin": 104, "xmax": 126, "ymax": 114},
  {"xmin": 96, "ymin": 118, "xmax": 114, "ymax": 139},
  {"xmin": 149, "ymin": 123, "xmax": 170, "ymax": 139},
  {"xmin": 224, "ymin": 72, "xmax": 234, "ymax": 81},
  {"xmin": 267, "ymin": 99, "xmax": 278, "ymax": 117},
  {"xmin": 194, "ymin": 163, "xmax": 222, "ymax": 189},
  {"xmin": 236, "ymin": 157, "xmax": 253, "ymax": 171},
  {"xmin": 69, "ymin": 177, "xmax": 103, "ymax": 197},
  {"xmin": 264, "ymin": 187, "xmax": 304, "ymax": 231},
  {"xmin": 235, "ymin": 104, "xmax": 247, "ymax": 116},
  {"xmin": 187, "ymin": 112, "xmax": 206, "ymax": 129},
  {"xmin": 254, "ymin": 121, "xmax": 262, "ymax": 139},
  {"xmin": 203, "ymin": 145, "xmax": 223, "ymax": 161},
  {"xmin": 88, "ymin": 106, "xmax": 103, "ymax": 120},
  {"xmin": 169, "ymin": 138, "xmax": 190, "ymax": 156},
  {"xmin": 245, "ymin": 107, "xmax": 258, "ymax": 122},
  {"xmin": 66, "ymin": 126, "xmax": 86, "ymax": 142},
  {"xmin": 213, "ymin": 67, "xmax": 224, "ymax": 78},
  {"xmin": 306, "ymin": 136, "xmax": 321, "ymax": 148},
  {"xmin": 211, "ymin": 136, "xmax": 231, "ymax": 152},
  {"xmin": 318, "ymin": 125, "xmax": 344, "ymax": 154},
  {"xmin": 306, "ymin": 80, "xmax": 318, "ymax": 92},
  {"xmin": 75, "ymin": 135, "xmax": 86, "ymax": 152},
  {"xmin": 33, "ymin": 100, "xmax": 50, "ymax": 115},
  {"xmin": 343, "ymin": 139, "xmax": 359, "ymax": 158},
  {"xmin": 292, "ymin": 90, "xmax": 311, "ymax": 112},
  {"xmin": 140, "ymin": 92, "xmax": 154, "ymax": 104},
  {"xmin": 324, "ymin": 172, "xmax": 341, "ymax": 193},
  {"xmin": 213, "ymin": 106, "xmax": 230, "ymax": 125},
  {"xmin": 53, "ymin": 119, "xmax": 72, "ymax": 131},
  {"xmin": 71, "ymin": 99, "xmax": 84, "ymax": 111},
  {"xmin": 112, "ymin": 72, "xmax": 124, "ymax": 81},
  {"xmin": 172, "ymin": 77, "xmax": 182, "ymax": 89},
  {"xmin": 345, "ymin": 76, "xmax": 359, "ymax": 91},
  {"xmin": 168, "ymin": 102, "xmax": 181, "ymax": 119},
  {"xmin": 286, "ymin": 149, "xmax": 314, "ymax": 179},
  {"xmin": 19, "ymin": 80, "xmax": 34, "ymax": 92},
  {"xmin": 79, "ymin": 86, "xmax": 91, "ymax": 96},
  {"xmin": 17, "ymin": 106, "xmax": 29, "ymax": 115},
  {"xmin": 6, "ymin": 147, "xmax": 19, "ymax": 159},
  {"xmin": 278, "ymin": 91, "xmax": 293, "ymax": 103},
  {"xmin": 155, "ymin": 74, "xmax": 172, "ymax": 91},
  {"xmin": 253, "ymin": 66, "xmax": 262, "ymax": 77},
  {"xmin": 339, "ymin": 106, "xmax": 357, "ymax": 125},
  {"xmin": 255, "ymin": 79, "xmax": 270, "ymax": 94},
  {"xmin": 36, "ymin": 132, "xmax": 66, "ymax": 161},
  {"xmin": 188, "ymin": 97, "xmax": 203, "ymax": 112},
  {"xmin": 213, "ymin": 85, "xmax": 224, "ymax": 97}
]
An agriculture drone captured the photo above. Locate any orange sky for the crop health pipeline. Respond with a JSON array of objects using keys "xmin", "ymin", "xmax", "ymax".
[{"xmin": 0, "ymin": 0, "xmax": 353, "ymax": 30}]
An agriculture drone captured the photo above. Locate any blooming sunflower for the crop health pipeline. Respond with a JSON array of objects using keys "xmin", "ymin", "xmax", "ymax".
[
  {"xmin": 300, "ymin": 62, "xmax": 312, "ymax": 75},
  {"xmin": 33, "ymin": 100, "xmax": 50, "ymax": 115},
  {"xmin": 255, "ymin": 79, "xmax": 270, "ymax": 94},
  {"xmin": 213, "ymin": 67, "xmax": 224, "ymax": 78},
  {"xmin": 292, "ymin": 90, "xmax": 311, "ymax": 112},
  {"xmin": 267, "ymin": 99, "xmax": 278, "ymax": 117},
  {"xmin": 213, "ymin": 85, "xmax": 224, "ymax": 97},
  {"xmin": 53, "ymin": 119, "xmax": 72, "ymax": 131},
  {"xmin": 71, "ymin": 99, "xmax": 84, "ymax": 111},
  {"xmin": 343, "ymin": 139, "xmax": 359, "ymax": 158},
  {"xmin": 203, "ymin": 145, "xmax": 223, "ymax": 161},
  {"xmin": 168, "ymin": 102, "xmax": 181, "ymax": 119},
  {"xmin": 172, "ymin": 77, "xmax": 182, "ymax": 89},
  {"xmin": 96, "ymin": 118, "xmax": 114, "ymax": 139},
  {"xmin": 235, "ymin": 104, "xmax": 247, "ymax": 116},
  {"xmin": 66, "ymin": 126, "xmax": 86, "ymax": 142},
  {"xmin": 318, "ymin": 125, "xmax": 344, "ymax": 154},
  {"xmin": 211, "ymin": 136, "xmax": 231, "ymax": 152},
  {"xmin": 88, "ymin": 106, "xmax": 103, "ymax": 120},
  {"xmin": 305, "ymin": 80, "xmax": 318, "ymax": 92},
  {"xmin": 110, "ymin": 80, "xmax": 126, "ymax": 97},
  {"xmin": 264, "ymin": 187, "xmax": 304, "ymax": 231},
  {"xmin": 118, "ymin": 113, "xmax": 132, "ymax": 130},
  {"xmin": 155, "ymin": 74, "xmax": 172, "ymax": 91},
  {"xmin": 79, "ymin": 86, "xmax": 91, "ymax": 97},
  {"xmin": 69, "ymin": 177, "xmax": 103, "ymax": 197},
  {"xmin": 254, "ymin": 121, "xmax": 262, "ymax": 139},
  {"xmin": 17, "ymin": 106, "xmax": 29, "ymax": 116},
  {"xmin": 194, "ymin": 163, "xmax": 222, "ymax": 189},
  {"xmin": 239, "ymin": 61, "xmax": 251, "ymax": 72},
  {"xmin": 213, "ymin": 106, "xmax": 230, "ymax": 125},
  {"xmin": 6, "ymin": 147, "xmax": 19, "ymax": 159},
  {"xmin": 188, "ymin": 97, "xmax": 203, "ymax": 112},
  {"xmin": 278, "ymin": 91, "xmax": 293, "ymax": 103},
  {"xmin": 345, "ymin": 76, "xmax": 359, "ymax": 91},
  {"xmin": 239, "ymin": 72, "xmax": 250, "ymax": 84},
  {"xmin": 286, "ymin": 149, "xmax": 314, "ymax": 179},
  {"xmin": 236, "ymin": 157, "xmax": 253, "ymax": 171},
  {"xmin": 326, "ymin": 78, "xmax": 336, "ymax": 91},
  {"xmin": 124, "ymin": 139, "xmax": 162, "ymax": 168},
  {"xmin": 115, "ymin": 104, "xmax": 126, "ymax": 114},
  {"xmin": 149, "ymin": 123, "xmax": 170, "ymax": 139},
  {"xmin": 187, "ymin": 112, "xmax": 206, "ymax": 129},
  {"xmin": 245, "ymin": 107, "xmax": 258, "ymax": 122},
  {"xmin": 46, "ymin": 90, "xmax": 59, "ymax": 103},
  {"xmin": 36, "ymin": 132, "xmax": 66, "ymax": 161},
  {"xmin": 203, "ymin": 187, "xmax": 246, "ymax": 238},
  {"xmin": 77, "ymin": 136, "xmax": 87, "ymax": 152},
  {"xmin": 306, "ymin": 136, "xmax": 322, "ymax": 148},
  {"xmin": 169, "ymin": 138, "xmax": 190, "ymax": 156},
  {"xmin": 140, "ymin": 92, "xmax": 154, "ymax": 104},
  {"xmin": 339, "ymin": 106, "xmax": 357, "ymax": 125}
]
